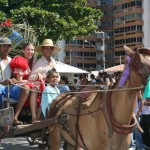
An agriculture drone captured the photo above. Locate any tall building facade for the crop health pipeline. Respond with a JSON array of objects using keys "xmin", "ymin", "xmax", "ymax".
[
  {"xmin": 114, "ymin": 0, "xmax": 143, "ymax": 65},
  {"xmin": 63, "ymin": 36, "xmax": 97, "ymax": 72},
  {"xmin": 62, "ymin": 0, "xmax": 149, "ymax": 71}
]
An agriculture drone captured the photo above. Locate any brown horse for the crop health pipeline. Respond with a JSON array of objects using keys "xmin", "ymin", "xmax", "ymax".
[{"xmin": 48, "ymin": 45, "xmax": 150, "ymax": 150}]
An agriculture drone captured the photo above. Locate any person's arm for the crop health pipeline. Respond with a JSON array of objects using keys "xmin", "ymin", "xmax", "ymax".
[
  {"xmin": 28, "ymin": 60, "xmax": 43, "ymax": 81},
  {"xmin": 0, "ymin": 79, "xmax": 11, "ymax": 85},
  {"xmin": 0, "ymin": 78, "xmax": 17, "ymax": 85}
]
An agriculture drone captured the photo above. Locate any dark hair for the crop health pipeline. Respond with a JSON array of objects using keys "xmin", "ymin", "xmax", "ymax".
[
  {"xmin": 46, "ymin": 68, "xmax": 58, "ymax": 79},
  {"xmin": 61, "ymin": 76, "xmax": 69, "ymax": 84},
  {"xmin": 73, "ymin": 79, "xmax": 78, "ymax": 83},
  {"xmin": 22, "ymin": 43, "xmax": 36, "ymax": 70},
  {"xmin": 78, "ymin": 74, "xmax": 82, "ymax": 79},
  {"xmin": 90, "ymin": 74, "xmax": 95, "ymax": 79},
  {"xmin": 82, "ymin": 74, "xmax": 88, "ymax": 78},
  {"xmin": 22, "ymin": 42, "xmax": 33, "ymax": 50}
]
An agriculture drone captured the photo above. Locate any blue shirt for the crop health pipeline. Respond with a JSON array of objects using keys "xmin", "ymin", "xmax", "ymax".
[
  {"xmin": 56, "ymin": 84, "xmax": 70, "ymax": 93},
  {"xmin": 41, "ymin": 84, "xmax": 60, "ymax": 117}
]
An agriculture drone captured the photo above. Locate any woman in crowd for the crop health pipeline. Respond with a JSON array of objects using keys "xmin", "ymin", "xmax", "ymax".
[
  {"xmin": 90, "ymin": 74, "xmax": 96, "ymax": 84},
  {"xmin": 82, "ymin": 74, "xmax": 88, "ymax": 85}
]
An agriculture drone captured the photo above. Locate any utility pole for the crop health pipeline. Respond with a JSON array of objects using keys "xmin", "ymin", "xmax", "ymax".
[
  {"xmin": 84, "ymin": 40, "xmax": 103, "ymax": 70},
  {"xmin": 95, "ymin": 31, "xmax": 109, "ymax": 72},
  {"xmin": 70, "ymin": 49, "xmax": 72, "ymax": 65},
  {"xmin": 120, "ymin": 55, "xmax": 122, "ymax": 65}
]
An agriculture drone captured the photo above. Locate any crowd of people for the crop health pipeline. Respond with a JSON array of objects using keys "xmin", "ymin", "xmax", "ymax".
[
  {"xmin": 0, "ymin": 37, "xmax": 60, "ymax": 124},
  {"xmin": 71, "ymin": 71, "xmax": 121, "ymax": 91},
  {"xmin": 0, "ymin": 36, "xmax": 150, "ymax": 150}
]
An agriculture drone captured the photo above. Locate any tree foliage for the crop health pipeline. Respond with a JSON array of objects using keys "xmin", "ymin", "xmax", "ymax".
[{"xmin": 0, "ymin": 0, "xmax": 102, "ymax": 42}]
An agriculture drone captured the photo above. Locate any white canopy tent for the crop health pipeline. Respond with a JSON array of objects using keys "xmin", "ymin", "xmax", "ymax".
[
  {"xmin": 91, "ymin": 64, "xmax": 125, "ymax": 77},
  {"xmin": 55, "ymin": 61, "xmax": 89, "ymax": 81}
]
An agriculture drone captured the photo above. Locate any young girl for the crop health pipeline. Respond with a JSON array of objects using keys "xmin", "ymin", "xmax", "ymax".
[
  {"xmin": 10, "ymin": 42, "xmax": 36, "ymax": 82},
  {"xmin": 41, "ymin": 68, "xmax": 60, "ymax": 117},
  {"xmin": 9, "ymin": 43, "xmax": 37, "ymax": 125}
]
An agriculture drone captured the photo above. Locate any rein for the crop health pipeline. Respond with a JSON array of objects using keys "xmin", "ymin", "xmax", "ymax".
[
  {"xmin": 107, "ymin": 91, "xmax": 136, "ymax": 135},
  {"xmin": 57, "ymin": 87, "xmax": 139, "ymax": 150}
]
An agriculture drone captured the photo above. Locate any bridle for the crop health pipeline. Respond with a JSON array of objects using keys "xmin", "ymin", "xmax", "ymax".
[
  {"xmin": 129, "ymin": 49, "xmax": 150, "ymax": 84},
  {"xmin": 107, "ymin": 49, "xmax": 150, "ymax": 135},
  {"xmin": 107, "ymin": 90, "xmax": 137, "ymax": 135}
]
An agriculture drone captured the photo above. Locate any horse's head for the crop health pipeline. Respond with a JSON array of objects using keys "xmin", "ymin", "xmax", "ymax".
[{"xmin": 124, "ymin": 45, "xmax": 150, "ymax": 85}]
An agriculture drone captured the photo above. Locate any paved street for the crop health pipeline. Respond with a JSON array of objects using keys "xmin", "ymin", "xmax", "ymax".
[
  {"xmin": 0, "ymin": 137, "xmax": 40, "ymax": 150},
  {"xmin": 0, "ymin": 137, "xmax": 63, "ymax": 150}
]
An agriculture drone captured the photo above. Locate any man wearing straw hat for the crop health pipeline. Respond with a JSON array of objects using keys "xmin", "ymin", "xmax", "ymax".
[
  {"xmin": 29, "ymin": 38, "xmax": 60, "ymax": 81},
  {"xmin": 13, "ymin": 39, "xmax": 61, "ymax": 123}
]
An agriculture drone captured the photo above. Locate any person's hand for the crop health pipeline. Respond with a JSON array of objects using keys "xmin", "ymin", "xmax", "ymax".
[
  {"xmin": 136, "ymin": 111, "xmax": 140, "ymax": 118},
  {"xmin": 144, "ymin": 99, "xmax": 150, "ymax": 106},
  {"xmin": 1, "ymin": 78, "xmax": 18, "ymax": 85},
  {"xmin": 37, "ymin": 73, "xmax": 43, "ymax": 80},
  {"xmin": 11, "ymin": 78, "xmax": 18, "ymax": 84},
  {"xmin": 2, "ymin": 79, "xmax": 12, "ymax": 85}
]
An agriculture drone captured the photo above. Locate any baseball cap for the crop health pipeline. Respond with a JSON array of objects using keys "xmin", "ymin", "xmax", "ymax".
[{"xmin": 0, "ymin": 37, "xmax": 12, "ymax": 45}]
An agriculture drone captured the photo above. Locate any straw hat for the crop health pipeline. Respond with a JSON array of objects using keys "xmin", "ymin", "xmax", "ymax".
[{"xmin": 35, "ymin": 39, "xmax": 61, "ymax": 54}]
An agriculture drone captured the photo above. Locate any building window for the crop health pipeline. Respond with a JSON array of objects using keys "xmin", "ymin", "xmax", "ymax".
[
  {"xmin": 66, "ymin": 51, "xmax": 69, "ymax": 56},
  {"xmin": 77, "ymin": 63, "xmax": 83, "ymax": 68},
  {"xmin": 137, "ymin": 37, "xmax": 142, "ymax": 42},
  {"xmin": 115, "ymin": 25, "xmax": 142, "ymax": 34},
  {"xmin": 115, "ymin": 0, "xmax": 142, "ymax": 11},
  {"xmin": 137, "ymin": 0, "xmax": 142, "ymax": 6},
  {"xmin": 100, "ymin": 0, "xmax": 113, "ymax": 5},
  {"xmin": 115, "ymin": 51, "xmax": 125, "ymax": 56},
  {"xmin": 76, "ymin": 52, "xmax": 83, "ymax": 56}
]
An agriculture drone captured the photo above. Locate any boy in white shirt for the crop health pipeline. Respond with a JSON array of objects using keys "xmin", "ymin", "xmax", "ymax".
[{"xmin": 0, "ymin": 37, "xmax": 14, "ymax": 108}]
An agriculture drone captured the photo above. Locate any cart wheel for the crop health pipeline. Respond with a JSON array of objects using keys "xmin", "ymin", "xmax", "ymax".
[
  {"xmin": 40, "ymin": 131, "xmax": 50, "ymax": 150},
  {"xmin": 27, "ymin": 137, "xmax": 35, "ymax": 145}
]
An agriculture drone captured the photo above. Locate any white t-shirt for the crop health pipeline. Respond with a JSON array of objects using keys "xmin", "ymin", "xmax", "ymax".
[
  {"xmin": 28, "ymin": 56, "xmax": 57, "ymax": 81},
  {"xmin": 0, "ymin": 57, "xmax": 12, "ymax": 83}
]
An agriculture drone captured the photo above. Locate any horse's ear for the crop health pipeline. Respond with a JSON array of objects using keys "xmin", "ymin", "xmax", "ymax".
[{"xmin": 124, "ymin": 45, "xmax": 135, "ymax": 55}]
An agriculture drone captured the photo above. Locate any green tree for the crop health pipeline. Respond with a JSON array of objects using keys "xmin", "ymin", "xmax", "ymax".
[{"xmin": 0, "ymin": 0, "xmax": 102, "ymax": 42}]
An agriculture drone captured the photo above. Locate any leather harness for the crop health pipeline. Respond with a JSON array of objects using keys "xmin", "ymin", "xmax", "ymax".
[{"xmin": 50, "ymin": 49, "xmax": 150, "ymax": 149}]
